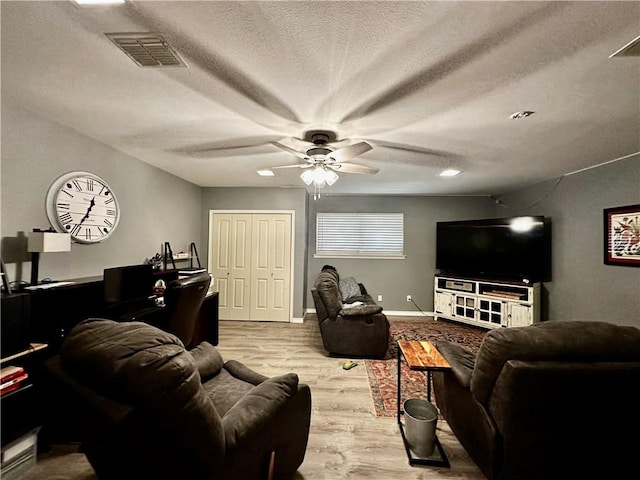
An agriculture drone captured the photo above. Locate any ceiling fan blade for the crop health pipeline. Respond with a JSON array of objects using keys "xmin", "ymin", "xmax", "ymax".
[
  {"xmin": 271, "ymin": 163, "xmax": 313, "ymax": 169},
  {"xmin": 270, "ymin": 141, "xmax": 309, "ymax": 160},
  {"xmin": 331, "ymin": 162, "xmax": 379, "ymax": 174},
  {"xmin": 372, "ymin": 140, "xmax": 454, "ymax": 158},
  {"xmin": 171, "ymin": 136, "xmax": 281, "ymax": 157},
  {"xmin": 328, "ymin": 141, "xmax": 372, "ymax": 163}
]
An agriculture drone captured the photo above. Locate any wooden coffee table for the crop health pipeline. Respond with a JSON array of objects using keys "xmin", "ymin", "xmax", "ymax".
[{"xmin": 397, "ymin": 340, "xmax": 451, "ymax": 467}]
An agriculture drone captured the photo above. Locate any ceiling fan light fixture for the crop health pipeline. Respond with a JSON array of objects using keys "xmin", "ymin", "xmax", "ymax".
[
  {"xmin": 300, "ymin": 169, "xmax": 315, "ymax": 185},
  {"xmin": 324, "ymin": 169, "xmax": 339, "ymax": 186},
  {"xmin": 438, "ymin": 169, "xmax": 462, "ymax": 177},
  {"xmin": 300, "ymin": 166, "xmax": 339, "ymax": 188}
]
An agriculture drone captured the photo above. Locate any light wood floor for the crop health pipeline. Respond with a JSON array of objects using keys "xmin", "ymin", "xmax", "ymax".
[{"xmin": 22, "ymin": 317, "xmax": 485, "ymax": 480}]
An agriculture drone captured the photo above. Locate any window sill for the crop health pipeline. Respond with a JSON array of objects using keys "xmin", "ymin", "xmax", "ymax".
[{"xmin": 313, "ymin": 254, "xmax": 406, "ymax": 260}]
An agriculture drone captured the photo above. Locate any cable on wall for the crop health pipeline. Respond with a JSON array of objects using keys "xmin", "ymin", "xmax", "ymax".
[{"xmin": 493, "ymin": 175, "xmax": 564, "ymax": 212}]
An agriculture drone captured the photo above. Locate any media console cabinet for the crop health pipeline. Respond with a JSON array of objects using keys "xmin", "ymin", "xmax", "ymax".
[{"xmin": 434, "ymin": 274, "xmax": 540, "ymax": 329}]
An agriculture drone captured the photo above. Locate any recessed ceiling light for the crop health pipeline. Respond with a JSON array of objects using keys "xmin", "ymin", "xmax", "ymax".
[
  {"xmin": 510, "ymin": 110, "xmax": 535, "ymax": 119},
  {"xmin": 257, "ymin": 169, "xmax": 275, "ymax": 177},
  {"xmin": 438, "ymin": 169, "xmax": 462, "ymax": 177}
]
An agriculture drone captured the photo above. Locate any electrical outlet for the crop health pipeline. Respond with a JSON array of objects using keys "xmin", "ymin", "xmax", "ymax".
[
  {"xmin": 377, "ymin": 294, "xmax": 383, "ymax": 302},
  {"xmin": 406, "ymin": 294, "xmax": 412, "ymax": 302}
]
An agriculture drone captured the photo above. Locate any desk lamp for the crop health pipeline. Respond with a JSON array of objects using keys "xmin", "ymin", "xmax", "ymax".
[{"xmin": 27, "ymin": 229, "xmax": 71, "ymax": 285}]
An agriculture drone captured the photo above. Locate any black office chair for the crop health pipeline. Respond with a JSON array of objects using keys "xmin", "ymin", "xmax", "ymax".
[{"xmin": 125, "ymin": 272, "xmax": 211, "ymax": 348}]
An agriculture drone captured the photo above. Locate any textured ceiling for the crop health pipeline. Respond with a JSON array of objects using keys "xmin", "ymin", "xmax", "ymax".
[{"xmin": 2, "ymin": 1, "xmax": 639, "ymax": 195}]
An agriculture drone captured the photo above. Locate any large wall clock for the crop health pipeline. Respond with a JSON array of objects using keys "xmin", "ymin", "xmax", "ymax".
[{"xmin": 45, "ymin": 171, "xmax": 120, "ymax": 244}]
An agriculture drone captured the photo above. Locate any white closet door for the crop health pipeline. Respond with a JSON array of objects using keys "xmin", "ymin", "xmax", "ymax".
[
  {"xmin": 212, "ymin": 213, "xmax": 252, "ymax": 321},
  {"xmin": 250, "ymin": 214, "xmax": 291, "ymax": 322},
  {"xmin": 211, "ymin": 212, "xmax": 292, "ymax": 322}
]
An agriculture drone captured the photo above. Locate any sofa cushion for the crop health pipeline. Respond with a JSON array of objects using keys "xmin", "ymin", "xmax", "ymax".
[{"xmin": 339, "ymin": 277, "xmax": 362, "ymax": 301}]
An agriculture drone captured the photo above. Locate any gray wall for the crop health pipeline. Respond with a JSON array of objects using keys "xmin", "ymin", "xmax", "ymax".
[
  {"xmin": 496, "ymin": 156, "xmax": 640, "ymax": 327},
  {"xmin": 306, "ymin": 195, "xmax": 495, "ymax": 312},
  {"xmin": 1, "ymin": 102, "xmax": 202, "ymax": 284},
  {"xmin": 200, "ymin": 187, "xmax": 308, "ymax": 319},
  {"xmin": 3, "ymin": 101, "xmax": 637, "ymax": 327}
]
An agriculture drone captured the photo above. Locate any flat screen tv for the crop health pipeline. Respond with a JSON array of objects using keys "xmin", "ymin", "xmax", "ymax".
[
  {"xmin": 436, "ymin": 216, "xmax": 551, "ymax": 282},
  {"xmin": 103, "ymin": 264, "xmax": 154, "ymax": 305}
]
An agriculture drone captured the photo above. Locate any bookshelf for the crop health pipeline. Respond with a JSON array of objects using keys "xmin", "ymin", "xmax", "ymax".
[{"xmin": 1, "ymin": 343, "xmax": 48, "ymax": 478}]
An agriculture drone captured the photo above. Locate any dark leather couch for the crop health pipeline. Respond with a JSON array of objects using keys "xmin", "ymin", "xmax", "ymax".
[
  {"xmin": 432, "ymin": 321, "xmax": 640, "ymax": 480},
  {"xmin": 45, "ymin": 318, "xmax": 312, "ymax": 480},
  {"xmin": 311, "ymin": 266, "xmax": 389, "ymax": 358}
]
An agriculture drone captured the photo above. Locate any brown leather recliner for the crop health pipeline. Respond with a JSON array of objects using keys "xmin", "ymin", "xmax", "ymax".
[
  {"xmin": 432, "ymin": 321, "xmax": 640, "ymax": 480},
  {"xmin": 44, "ymin": 318, "xmax": 312, "ymax": 480},
  {"xmin": 311, "ymin": 268, "xmax": 389, "ymax": 358}
]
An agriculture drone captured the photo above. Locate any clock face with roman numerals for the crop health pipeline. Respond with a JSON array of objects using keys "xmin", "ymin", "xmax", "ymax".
[{"xmin": 45, "ymin": 171, "xmax": 120, "ymax": 244}]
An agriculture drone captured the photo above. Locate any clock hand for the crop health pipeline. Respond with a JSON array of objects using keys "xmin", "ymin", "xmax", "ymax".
[{"xmin": 78, "ymin": 197, "xmax": 96, "ymax": 226}]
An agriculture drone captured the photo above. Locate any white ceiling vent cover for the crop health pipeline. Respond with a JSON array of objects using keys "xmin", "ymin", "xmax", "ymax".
[
  {"xmin": 106, "ymin": 32, "xmax": 187, "ymax": 67},
  {"xmin": 609, "ymin": 34, "xmax": 640, "ymax": 58}
]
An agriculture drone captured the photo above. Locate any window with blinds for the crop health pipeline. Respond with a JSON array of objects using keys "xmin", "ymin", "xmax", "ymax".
[{"xmin": 315, "ymin": 213, "xmax": 405, "ymax": 258}]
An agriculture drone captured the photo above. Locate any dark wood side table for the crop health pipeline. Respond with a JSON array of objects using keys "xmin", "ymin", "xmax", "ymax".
[{"xmin": 397, "ymin": 340, "xmax": 451, "ymax": 468}]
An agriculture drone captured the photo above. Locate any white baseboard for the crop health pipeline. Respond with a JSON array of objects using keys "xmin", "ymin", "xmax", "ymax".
[
  {"xmin": 291, "ymin": 317, "xmax": 304, "ymax": 324},
  {"xmin": 383, "ymin": 310, "xmax": 435, "ymax": 317},
  {"xmin": 304, "ymin": 307, "xmax": 434, "ymax": 317}
]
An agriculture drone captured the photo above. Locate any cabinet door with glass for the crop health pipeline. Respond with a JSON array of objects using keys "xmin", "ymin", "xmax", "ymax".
[{"xmin": 454, "ymin": 294, "xmax": 477, "ymax": 321}]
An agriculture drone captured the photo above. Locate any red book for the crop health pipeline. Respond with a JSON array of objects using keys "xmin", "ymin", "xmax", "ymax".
[
  {"xmin": 0, "ymin": 366, "xmax": 25, "ymax": 383},
  {"xmin": 0, "ymin": 381, "xmax": 23, "ymax": 396},
  {"xmin": 0, "ymin": 372, "xmax": 29, "ymax": 395}
]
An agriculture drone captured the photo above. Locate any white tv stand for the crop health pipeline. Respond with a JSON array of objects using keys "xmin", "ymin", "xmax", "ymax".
[{"xmin": 434, "ymin": 274, "xmax": 540, "ymax": 329}]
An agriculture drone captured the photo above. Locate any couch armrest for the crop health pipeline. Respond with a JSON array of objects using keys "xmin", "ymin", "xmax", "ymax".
[
  {"xmin": 435, "ymin": 340, "xmax": 475, "ymax": 388},
  {"xmin": 222, "ymin": 373, "xmax": 299, "ymax": 449},
  {"xmin": 224, "ymin": 359, "xmax": 269, "ymax": 386}
]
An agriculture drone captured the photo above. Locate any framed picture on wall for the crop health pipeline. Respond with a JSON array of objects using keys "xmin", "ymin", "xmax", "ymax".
[{"xmin": 603, "ymin": 204, "xmax": 640, "ymax": 267}]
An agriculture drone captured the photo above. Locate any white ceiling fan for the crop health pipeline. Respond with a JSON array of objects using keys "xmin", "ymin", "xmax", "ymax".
[{"xmin": 265, "ymin": 130, "xmax": 378, "ymax": 196}]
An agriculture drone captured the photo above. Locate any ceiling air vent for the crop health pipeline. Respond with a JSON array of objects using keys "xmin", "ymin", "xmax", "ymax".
[
  {"xmin": 609, "ymin": 34, "xmax": 640, "ymax": 58},
  {"xmin": 106, "ymin": 32, "xmax": 187, "ymax": 67}
]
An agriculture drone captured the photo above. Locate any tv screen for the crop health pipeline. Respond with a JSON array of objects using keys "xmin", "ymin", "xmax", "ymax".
[
  {"xmin": 103, "ymin": 264, "xmax": 154, "ymax": 305},
  {"xmin": 436, "ymin": 216, "xmax": 551, "ymax": 282}
]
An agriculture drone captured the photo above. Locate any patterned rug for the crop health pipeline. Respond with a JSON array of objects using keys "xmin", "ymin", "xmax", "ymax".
[{"xmin": 365, "ymin": 317, "xmax": 487, "ymax": 417}]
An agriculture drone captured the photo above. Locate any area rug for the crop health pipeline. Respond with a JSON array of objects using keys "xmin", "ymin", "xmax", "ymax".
[{"xmin": 365, "ymin": 318, "xmax": 487, "ymax": 417}]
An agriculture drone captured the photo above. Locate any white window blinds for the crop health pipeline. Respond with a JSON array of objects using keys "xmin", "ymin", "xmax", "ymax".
[{"xmin": 316, "ymin": 213, "xmax": 405, "ymax": 258}]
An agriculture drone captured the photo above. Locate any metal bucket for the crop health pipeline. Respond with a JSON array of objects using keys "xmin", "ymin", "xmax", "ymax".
[{"xmin": 403, "ymin": 398, "xmax": 438, "ymax": 457}]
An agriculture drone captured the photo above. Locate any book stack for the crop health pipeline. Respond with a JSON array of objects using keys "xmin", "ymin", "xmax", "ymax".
[{"xmin": 1, "ymin": 366, "xmax": 29, "ymax": 396}]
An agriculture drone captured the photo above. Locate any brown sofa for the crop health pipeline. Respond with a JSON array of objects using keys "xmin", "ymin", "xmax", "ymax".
[
  {"xmin": 432, "ymin": 321, "xmax": 640, "ymax": 480},
  {"xmin": 45, "ymin": 318, "xmax": 312, "ymax": 480},
  {"xmin": 311, "ymin": 266, "xmax": 389, "ymax": 358}
]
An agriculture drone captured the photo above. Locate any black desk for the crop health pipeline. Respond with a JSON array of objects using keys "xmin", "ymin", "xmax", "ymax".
[{"xmin": 23, "ymin": 270, "xmax": 219, "ymax": 353}]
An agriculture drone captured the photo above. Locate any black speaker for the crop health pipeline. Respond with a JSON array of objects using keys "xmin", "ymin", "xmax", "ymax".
[{"xmin": 1, "ymin": 292, "xmax": 31, "ymax": 357}]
